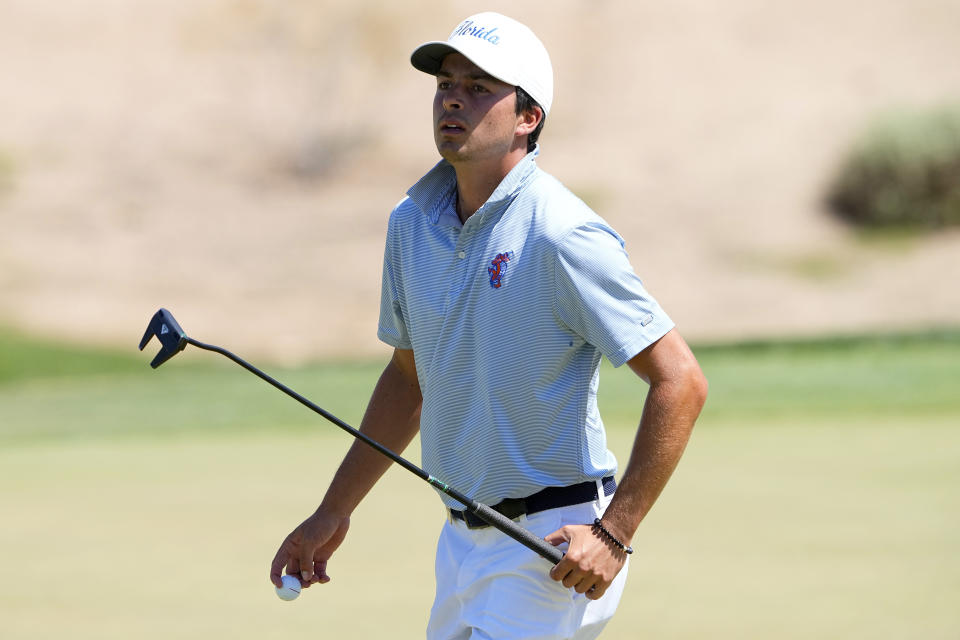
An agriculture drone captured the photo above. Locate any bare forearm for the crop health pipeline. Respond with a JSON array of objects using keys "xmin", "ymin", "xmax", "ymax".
[
  {"xmin": 603, "ymin": 340, "xmax": 708, "ymax": 544},
  {"xmin": 318, "ymin": 351, "xmax": 422, "ymax": 518},
  {"xmin": 545, "ymin": 354, "xmax": 706, "ymax": 599}
]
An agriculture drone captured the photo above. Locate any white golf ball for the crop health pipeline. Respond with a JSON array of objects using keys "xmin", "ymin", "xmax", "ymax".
[{"xmin": 275, "ymin": 574, "xmax": 302, "ymax": 601}]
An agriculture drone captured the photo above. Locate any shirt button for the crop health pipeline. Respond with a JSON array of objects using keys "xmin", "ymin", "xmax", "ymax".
[{"xmin": 457, "ymin": 251, "xmax": 466, "ymax": 259}]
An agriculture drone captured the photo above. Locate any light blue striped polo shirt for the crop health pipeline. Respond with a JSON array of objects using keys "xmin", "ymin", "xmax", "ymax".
[{"xmin": 378, "ymin": 148, "xmax": 675, "ymax": 508}]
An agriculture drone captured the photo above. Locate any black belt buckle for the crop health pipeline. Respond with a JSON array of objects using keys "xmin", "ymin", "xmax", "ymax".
[{"xmin": 492, "ymin": 497, "xmax": 527, "ymax": 522}]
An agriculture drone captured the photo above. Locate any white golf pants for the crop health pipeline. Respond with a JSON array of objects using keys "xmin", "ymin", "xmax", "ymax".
[{"xmin": 427, "ymin": 485, "xmax": 628, "ymax": 640}]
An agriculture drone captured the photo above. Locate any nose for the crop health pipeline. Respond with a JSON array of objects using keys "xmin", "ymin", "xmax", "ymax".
[{"xmin": 442, "ymin": 84, "xmax": 464, "ymax": 111}]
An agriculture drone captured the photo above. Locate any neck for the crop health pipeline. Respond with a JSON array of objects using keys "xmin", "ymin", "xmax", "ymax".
[{"xmin": 452, "ymin": 147, "xmax": 528, "ymax": 223}]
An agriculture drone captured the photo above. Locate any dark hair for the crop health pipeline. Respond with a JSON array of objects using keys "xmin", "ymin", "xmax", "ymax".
[{"xmin": 516, "ymin": 87, "xmax": 546, "ymax": 152}]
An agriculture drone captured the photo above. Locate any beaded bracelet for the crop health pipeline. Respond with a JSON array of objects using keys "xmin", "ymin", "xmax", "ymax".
[{"xmin": 593, "ymin": 518, "xmax": 633, "ymax": 554}]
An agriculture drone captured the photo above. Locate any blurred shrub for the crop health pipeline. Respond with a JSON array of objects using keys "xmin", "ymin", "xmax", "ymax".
[{"xmin": 827, "ymin": 105, "xmax": 960, "ymax": 229}]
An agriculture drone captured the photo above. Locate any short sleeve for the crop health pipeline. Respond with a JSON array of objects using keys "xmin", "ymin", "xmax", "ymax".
[
  {"xmin": 377, "ymin": 214, "xmax": 412, "ymax": 349},
  {"xmin": 554, "ymin": 222, "xmax": 675, "ymax": 367}
]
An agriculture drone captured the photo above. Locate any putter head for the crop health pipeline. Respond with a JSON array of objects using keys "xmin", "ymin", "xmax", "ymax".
[{"xmin": 139, "ymin": 308, "xmax": 188, "ymax": 369}]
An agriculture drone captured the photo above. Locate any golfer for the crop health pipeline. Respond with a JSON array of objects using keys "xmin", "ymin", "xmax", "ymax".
[{"xmin": 271, "ymin": 12, "xmax": 708, "ymax": 639}]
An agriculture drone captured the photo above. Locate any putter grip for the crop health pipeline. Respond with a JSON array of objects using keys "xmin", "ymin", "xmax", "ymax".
[{"xmin": 470, "ymin": 502, "xmax": 564, "ymax": 565}]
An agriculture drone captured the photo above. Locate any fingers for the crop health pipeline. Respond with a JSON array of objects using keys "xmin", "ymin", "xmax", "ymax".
[
  {"xmin": 269, "ymin": 535, "xmax": 296, "ymax": 588},
  {"xmin": 544, "ymin": 527, "xmax": 570, "ymax": 546},
  {"xmin": 586, "ymin": 584, "xmax": 607, "ymax": 600},
  {"xmin": 325, "ymin": 517, "xmax": 351, "ymax": 555},
  {"xmin": 546, "ymin": 525, "xmax": 576, "ymax": 581},
  {"xmin": 270, "ymin": 535, "xmax": 311, "ymax": 588},
  {"xmin": 552, "ymin": 562, "xmax": 608, "ymax": 599},
  {"xmin": 551, "ymin": 560, "xmax": 600, "ymax": 592},
  {"xmin": 270, "ymin": 513, "xmax": 351, "ymax": 590},
  {"xmin": 298, "ymin": 540, "xmax": 315, "ymax": 583},
  {"xmin": 547, "ymin": 524, "xmax": 624, "ymax": 600},
  {"xmin": 314, "ymin": 559, "xmax": 330, "ymax": 584},
  {"xmin": 303, "ymin": 516, "xmax": 350, "ymax": 583},
  {"xmin": 311, "ymin": 527, "xmax": 342, "ymax": 584}
]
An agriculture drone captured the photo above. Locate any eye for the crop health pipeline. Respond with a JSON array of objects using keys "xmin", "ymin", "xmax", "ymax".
[
  {"xmin": 437, "ymin": 80, "xmax": 451, "ymax": 90},
  {"xmin": 472, "ymin": 84, "xmax": 488, "ymax": 94}
]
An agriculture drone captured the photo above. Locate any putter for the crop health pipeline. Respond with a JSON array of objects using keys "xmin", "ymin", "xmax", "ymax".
[{"xmin": 139, "ymin": 308, "xmax": 563, "ymax": 565}]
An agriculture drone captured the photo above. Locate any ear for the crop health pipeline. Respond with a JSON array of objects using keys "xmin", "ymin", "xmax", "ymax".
[{"xmin": 516, "ymin": 104, "xmax": 543, "ymax": 138}]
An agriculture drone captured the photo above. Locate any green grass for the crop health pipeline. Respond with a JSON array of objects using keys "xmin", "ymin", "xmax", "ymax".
[
  {"xmin": 1, "ymin": 420, "xmax": 956, "ymax": 639},
  {"xmin": 0, "ymin": 326, "xmax": 381, "ymax": 443},
  {"xmin": 0, "ymin": 327, "xmax": 150, "ymax": 384},
  {"xmin": 4, "ymin": 328, "xmax": 959, "ymax": 444},
  {"xmin": 604, "ymin": 329, "xmax": 960, "ymax": 426},
  {"xmin": 0, "ymin": 329, "xmax": 958, "ymax": 638}
]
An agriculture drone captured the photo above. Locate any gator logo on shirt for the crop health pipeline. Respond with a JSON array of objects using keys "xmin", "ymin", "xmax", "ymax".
[{"xmin": 487, "ymin": 251, "xmax": 513, "ymax": 289}]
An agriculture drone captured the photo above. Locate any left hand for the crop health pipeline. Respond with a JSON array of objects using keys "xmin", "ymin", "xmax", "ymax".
[{"xmin": 544, "ymin": 523, "xmax": 628, "ymax": 600}]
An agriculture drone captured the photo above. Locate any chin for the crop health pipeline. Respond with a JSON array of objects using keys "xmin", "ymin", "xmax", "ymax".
[{"xmin": 437, "ymin": 144, "xmax": 469, "ymax": 163}]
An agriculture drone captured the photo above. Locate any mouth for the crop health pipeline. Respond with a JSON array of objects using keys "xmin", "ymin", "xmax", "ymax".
[{"xmin": 438, "ymin": 120, "xmax": 467, "ymax": 135}]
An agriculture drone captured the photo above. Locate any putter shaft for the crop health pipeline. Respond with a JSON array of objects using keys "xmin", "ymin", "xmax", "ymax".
[{"xmin": 140, "ymin": 309, "xmax": 562, "ymax": 565}]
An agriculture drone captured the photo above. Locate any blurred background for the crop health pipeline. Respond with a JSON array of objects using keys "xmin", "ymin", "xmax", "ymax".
[
  {"xmin": 1, "ymin": 1, "xmax": 958, "ymax": 638},
  {"xmin": 1, "ymin": 0, "xmax": 958, "ymax": 360}
]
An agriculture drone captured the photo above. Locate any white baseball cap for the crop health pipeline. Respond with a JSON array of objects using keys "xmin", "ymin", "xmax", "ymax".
[{"xmin": 410, "ymin": 12, "xmax": 554, "ymax": 116}]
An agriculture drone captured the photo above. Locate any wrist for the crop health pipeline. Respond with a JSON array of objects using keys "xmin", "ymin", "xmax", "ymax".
[
  {"xmin": 596, "ymin": 507, "xmax": 637, "ymax": 546},
  {"xmin": 593, "ymin": 518, "xmax": 634, "ymax": 555},
  {"xmin": 317, "ymin": 494, "xmax": 355, "ymax": 521}
]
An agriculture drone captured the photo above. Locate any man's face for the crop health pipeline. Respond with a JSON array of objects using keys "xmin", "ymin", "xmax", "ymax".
[{"xmin": 433, "ymin": 53, "xmax": 522, "ymax": 164}]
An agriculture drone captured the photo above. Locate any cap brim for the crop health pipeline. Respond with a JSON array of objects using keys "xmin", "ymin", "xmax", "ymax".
[
  {"xmin": 411, "ymin": 42, "xmax": 459, "ymax": 75},
  {"xmin": 410, "ymin": 41, "xmax": 519, "ymax": 91}
]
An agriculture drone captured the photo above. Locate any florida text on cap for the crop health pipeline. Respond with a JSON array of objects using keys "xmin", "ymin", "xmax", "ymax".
[{"xmin": 410, "ymin": 12, "xmax": 554, "ymax": 116}]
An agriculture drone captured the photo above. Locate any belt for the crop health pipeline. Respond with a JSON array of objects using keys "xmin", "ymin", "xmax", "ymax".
[{"xmin": 449, "ymin": 476, "xmax": 617, "ymax": 529}]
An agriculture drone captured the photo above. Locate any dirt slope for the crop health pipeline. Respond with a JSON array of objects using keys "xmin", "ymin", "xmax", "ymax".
[{"xmin": 1, "ymin": 0, "xmax": 958, "ymax": 362}]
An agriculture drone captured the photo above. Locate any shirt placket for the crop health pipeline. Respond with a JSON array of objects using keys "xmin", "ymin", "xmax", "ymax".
[{"xmin": 443, "ymin": 211, "xmax": 487, "ymax": 315}]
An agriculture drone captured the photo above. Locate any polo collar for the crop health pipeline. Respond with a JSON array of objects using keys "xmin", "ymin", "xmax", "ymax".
[{"xmin": 407, "ymin": 146, "xmax": 541, "ymax": 225}]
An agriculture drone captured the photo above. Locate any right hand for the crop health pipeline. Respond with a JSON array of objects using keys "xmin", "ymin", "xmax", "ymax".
[{"xmin": 269, "ymin": 510, "xmax": 350, "ymax": 589}]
